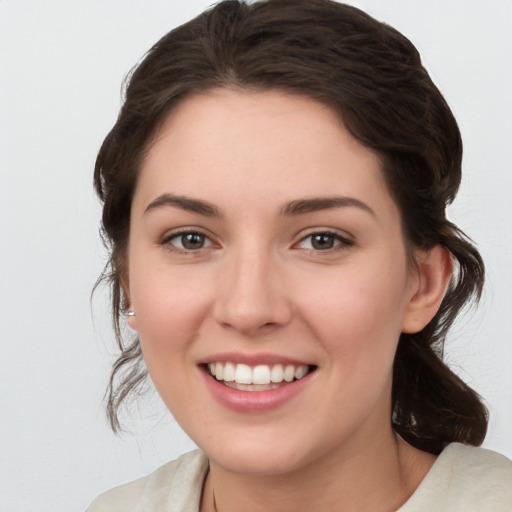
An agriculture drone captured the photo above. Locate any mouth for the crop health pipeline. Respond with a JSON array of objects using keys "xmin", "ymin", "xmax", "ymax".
[{"xmin": 203, "ymin": 362, "xmax": 317, "ymax": 391}]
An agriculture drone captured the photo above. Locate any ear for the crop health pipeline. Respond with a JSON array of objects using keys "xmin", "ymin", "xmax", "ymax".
[
  {"xmin": 119, "ymin": 270, "xmax": 138, "ymax": 331},
  {"xmin": 126, "ymin": 311, "xmax": 138, "ymax": 331},
  {"xmin": 401, "ymin": 245, "xmax": 452, "ymax": 334}
]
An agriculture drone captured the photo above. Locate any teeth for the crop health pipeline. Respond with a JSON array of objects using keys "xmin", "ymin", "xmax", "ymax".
[
  {"xmin": 270, "ymin": 364, "xmax": 284, "ymax": 383},
  {"xmin": 234, "ymin": 364, "xmax": 252, "ymax": 384},
  {"xmin": 295, "ymin": 365, "xmax": 307, "ymax": 379},
  {"xmin": 253, "ymin": 365, "xmax": 271, "ymax": 385},
  {"xmin": 215, "ymin": 362, "xmax": 224, "ymax": 381},
  {"xmin": 223, "ymin": 362, "xmax": 235, "ymax": 382},
  {"xmin": 283, "ymin": 365, "xmax": 295, "ymax": 382},
  {"xmin": 207, "ymin": 362, "xmax": 310, "ymax": 385}
]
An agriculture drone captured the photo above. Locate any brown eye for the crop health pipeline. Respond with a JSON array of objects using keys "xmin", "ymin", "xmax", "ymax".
[
  {"xmin": 310, "ymin": 234, "xmax": 336, "ymax": 250},
  {"xmin": 297, "ymin": 231, "xmax": 353, "ymax": 252},
  {"xmin": 182, "ymin": 233, "xmax": 205, "ymax": 249},
  {"xmin": 167, "ymin": 231, "xmax": 212, "ymax": 251}
]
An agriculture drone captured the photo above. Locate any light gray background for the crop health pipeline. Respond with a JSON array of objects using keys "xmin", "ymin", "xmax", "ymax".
[{"xmin": 1, "ymin": 1, "xmax": 511, "ymax": 510}]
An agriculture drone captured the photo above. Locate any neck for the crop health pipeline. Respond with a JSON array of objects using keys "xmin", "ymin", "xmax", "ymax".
[{"xmin": 202, "ymin": 429, "xmax": 435, "ymax": 512}]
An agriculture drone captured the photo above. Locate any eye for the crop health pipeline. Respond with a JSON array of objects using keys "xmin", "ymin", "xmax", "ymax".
[
  {"xmin": 297, "ymin": 232, "xmax": 353, "ymax": 251},
  {"xmin": 165, "ymin": 231, "xmax": 213, "ymax": 251}
]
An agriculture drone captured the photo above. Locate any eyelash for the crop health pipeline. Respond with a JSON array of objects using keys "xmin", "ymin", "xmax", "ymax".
[
  {"xmin": 161, "ymin": 228, "xmax": 354, "ymax": 255},
  {"xmin": 295, "ymin": 231, "xmax": 354, "ymax": 253},
  {"xmin": 161, "ymin": 229, "xmax": 214, "ymax": 253},
  {"xmin": 161, "ymin": 229, "xmax": 354, "ymax": 254}
]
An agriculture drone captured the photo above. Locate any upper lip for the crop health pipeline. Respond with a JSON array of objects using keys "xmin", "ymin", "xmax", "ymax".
[{"xmin": 198, "ymin": 351, "xmax": 313, "ymax": 367}]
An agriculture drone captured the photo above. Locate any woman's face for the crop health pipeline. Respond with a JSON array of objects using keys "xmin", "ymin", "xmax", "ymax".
[{"xmin": 126, "ymin": 89, "xmax": 425, "ymax": 475}]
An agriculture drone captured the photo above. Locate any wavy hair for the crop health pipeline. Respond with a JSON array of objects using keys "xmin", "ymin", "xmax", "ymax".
[{"xmin": 94, "ymin": 0, "xmax": 487, "ymax": 452}]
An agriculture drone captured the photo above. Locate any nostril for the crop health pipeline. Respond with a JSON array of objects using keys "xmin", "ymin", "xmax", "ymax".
[{"xmin": 212, "ymin": 270, "xmax": 292, "ymax": 333}]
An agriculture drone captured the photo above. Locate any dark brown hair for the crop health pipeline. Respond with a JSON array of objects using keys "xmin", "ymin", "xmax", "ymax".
[{"xmin": 94, "ymin": 0, "xmax": 487, "ymax": 453}]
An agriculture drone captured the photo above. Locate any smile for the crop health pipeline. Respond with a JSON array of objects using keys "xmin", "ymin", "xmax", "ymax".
[
  {"xmin": 199, "ymin": 355, "xmax": 317, "ymax": 412},
  {"xmin": 207, "ymin": 362, "xmax": 311, "ymax": 391}
]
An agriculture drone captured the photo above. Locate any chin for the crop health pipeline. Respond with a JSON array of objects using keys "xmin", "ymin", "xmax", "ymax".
[
  {"xmin": 209, "ymin": 445, "xmax": 307, "ymax": 476},
  {"xmin": 195, "ymin": 423, "xmax": 327, "ymax": 477}
]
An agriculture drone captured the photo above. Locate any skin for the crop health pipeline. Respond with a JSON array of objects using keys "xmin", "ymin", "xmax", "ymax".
[{"xmin": 125, "ymin": 89, "xmax": 451, "ymax": 511}]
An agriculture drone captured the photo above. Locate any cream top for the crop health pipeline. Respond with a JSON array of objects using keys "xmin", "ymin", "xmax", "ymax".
[{"xmin": 87, "ymin": 443, "xmax": 512, "ymax": 511}]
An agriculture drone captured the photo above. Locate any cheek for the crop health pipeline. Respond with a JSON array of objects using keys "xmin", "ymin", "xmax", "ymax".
[
  {"xmin": 296, "ymin": 269, "xmax": 409, "ymax": 421},
  {"xmin": 296, "ymin": 260, "xmax": 410, "ymax": 362},
  {"xmin": 132, "ymin": 275, "xmax": 210, "ymax": 412},
  {"xmin": 129, "ymin": 263, "xmax": 213, "ymax": 361}
]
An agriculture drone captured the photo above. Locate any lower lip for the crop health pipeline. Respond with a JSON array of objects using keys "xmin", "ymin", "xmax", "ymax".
[{"xmin": 200, "ymin": 368, "xmax": 313, "ymax": 413}]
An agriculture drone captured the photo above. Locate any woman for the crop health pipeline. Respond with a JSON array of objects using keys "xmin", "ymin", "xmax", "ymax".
[{"xmin": 88, "ymin": 0, "xmax": 512, "ymax": 510}]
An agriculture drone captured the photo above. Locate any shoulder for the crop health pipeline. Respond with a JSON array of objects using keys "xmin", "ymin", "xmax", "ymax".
[
  {"xmin": 437, "ymin": 443, "xmax": 512, "ymax": 495},
  {"xmin": 401, "ymin": 443, "xmax": 512, "ymax": 511},
  {"xmin": 86, "ymin": 450, "xmax": 209, "ymax": 512}
]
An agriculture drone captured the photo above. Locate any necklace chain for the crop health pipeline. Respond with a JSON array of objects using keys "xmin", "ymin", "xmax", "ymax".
[{"xmin": 212, "ymin": 483, "xmax": 218, "ymax": 512}]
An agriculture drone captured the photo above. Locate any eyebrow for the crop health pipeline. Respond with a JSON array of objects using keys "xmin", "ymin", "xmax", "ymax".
[
  {"xmin": 281, "ymin": 196, "xmax": 376, "ymax": 217},
  {"xmin": 144, "ymin": 193, "xmax": 375, "ymax": 219},
  {"xmin": 144, "ymin": 193, "xmax": 222, "ymax": 217}
]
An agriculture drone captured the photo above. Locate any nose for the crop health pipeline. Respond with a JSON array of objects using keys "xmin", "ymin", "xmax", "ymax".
[{"xmin": 213, "ymin": 248, "xmax": 292, "ymax": 336}]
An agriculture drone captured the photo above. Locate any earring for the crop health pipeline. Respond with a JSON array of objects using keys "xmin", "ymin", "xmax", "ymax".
[{"xmin": 127, "ymin": 311, "xmax": 135, "ymax": 317}]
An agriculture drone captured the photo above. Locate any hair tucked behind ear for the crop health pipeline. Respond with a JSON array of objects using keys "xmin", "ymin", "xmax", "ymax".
[
  {"xmin": 94, "ymin": 0, "xmax": 487, "ymax": 447},
  {"xmin": 392, "ymin": 224, "xmax": 487, "ymax": 453}
]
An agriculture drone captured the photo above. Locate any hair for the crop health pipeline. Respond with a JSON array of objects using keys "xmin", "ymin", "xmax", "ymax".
[{"xmin": 94, "ymin": 0, "xmax": 487, "ymax": 453}]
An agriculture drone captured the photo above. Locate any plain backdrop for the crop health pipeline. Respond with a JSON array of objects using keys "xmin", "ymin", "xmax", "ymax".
[{"xmin": 1, "ymin": 1, "xmax": 511, "ymax": 510}]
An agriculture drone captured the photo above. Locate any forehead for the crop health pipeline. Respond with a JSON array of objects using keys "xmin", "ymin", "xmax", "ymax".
[{"xmin": 134, "ymin": 88, "xmax": 396, "ymax": 220}]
